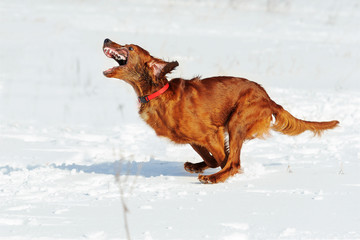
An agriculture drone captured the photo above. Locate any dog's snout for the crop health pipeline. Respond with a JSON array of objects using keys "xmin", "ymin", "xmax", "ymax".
[{"xmin": 104, "ymin": 38, "xmax": 111, "ymax": 44}]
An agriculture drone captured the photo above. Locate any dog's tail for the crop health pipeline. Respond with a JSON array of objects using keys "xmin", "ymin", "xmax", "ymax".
[{"xmin": 270, "ymin": 101, "xmax": 339, "ymax": 136}]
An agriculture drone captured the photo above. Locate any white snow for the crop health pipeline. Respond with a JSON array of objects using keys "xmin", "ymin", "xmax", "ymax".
[{"xmin": 1, "ymin": 0, "xmax": 360, "ymax": 239}]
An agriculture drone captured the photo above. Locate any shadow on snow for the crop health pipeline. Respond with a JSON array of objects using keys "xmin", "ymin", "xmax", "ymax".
[
  {"xmin": 53, "ymin": 159, "xmax": 195, "ymax": 177},
  {"xmin": 0, "ymin": 160, "xmax": 219, "ymax": 178}
]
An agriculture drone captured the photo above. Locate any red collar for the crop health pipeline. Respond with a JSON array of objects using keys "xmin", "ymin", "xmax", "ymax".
[{"xmin": 138, "ymin": 83, "xmax": 170, "ymax": 103}]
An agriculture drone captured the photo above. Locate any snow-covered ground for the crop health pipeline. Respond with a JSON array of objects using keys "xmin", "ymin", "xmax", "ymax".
[{"xmin": 1, "ymin": 0, "xmax": 359, "ymax": 239}]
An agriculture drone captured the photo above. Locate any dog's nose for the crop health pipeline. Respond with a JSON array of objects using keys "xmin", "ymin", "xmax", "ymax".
[{"xmin": 104, "ymin": 38, "xmax": 111, "ymax": 44}]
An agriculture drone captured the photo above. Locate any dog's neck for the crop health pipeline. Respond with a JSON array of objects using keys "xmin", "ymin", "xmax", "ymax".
[
  {"xmin": 137, "ymin": 66, "xmax": 168, "ymax": 93},
  {"xmin": 123, "ymin": 65, "xmax": 170, "ymax": 101},
  {"xmin": 128, "ymin": 75, "xmax": 168, "ymax": 101},
  {"xmin": 138, "ymin": 77, "xmax": 169, "ymax": 99},
  {"xmin": 138, "ymin": 82, "xmax": 169, "ymax": 104}
]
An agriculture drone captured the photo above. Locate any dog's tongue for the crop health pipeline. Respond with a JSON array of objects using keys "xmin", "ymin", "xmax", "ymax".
[{"xmin": 103, "ymin": 67, "xmax": 114, "ymax": 75}]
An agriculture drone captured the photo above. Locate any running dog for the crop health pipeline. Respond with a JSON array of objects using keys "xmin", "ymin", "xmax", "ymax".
[{"xmin": 102, "ymin": 38, "xmax": 339, "ymax": 184}]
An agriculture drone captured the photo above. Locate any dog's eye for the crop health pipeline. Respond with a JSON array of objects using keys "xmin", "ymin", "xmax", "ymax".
[{"xmin": 128, "ymin": 46, "xmax": 134, "ymax": 51}]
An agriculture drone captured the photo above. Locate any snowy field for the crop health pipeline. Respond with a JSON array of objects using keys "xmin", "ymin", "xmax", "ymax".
[{"xmin": 1, "ymin": 0, "xmax": 360, "ymax": 239}]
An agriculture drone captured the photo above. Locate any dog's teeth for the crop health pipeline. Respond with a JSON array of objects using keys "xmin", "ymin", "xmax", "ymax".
[{"xmin": 104, "ymin": 48, "xmax": 126, "ymax": 61}]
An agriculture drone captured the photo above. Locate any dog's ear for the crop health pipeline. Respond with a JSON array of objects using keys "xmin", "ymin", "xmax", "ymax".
[
  {"xmin": 146, "ymin": 58, "xmax": 179, "ymax": 82},
  {"xmin": 159, "ymin": 61, "xmax": 179, "ymax": 79}
]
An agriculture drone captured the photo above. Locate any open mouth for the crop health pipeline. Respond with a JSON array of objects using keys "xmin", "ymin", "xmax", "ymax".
[{"xmin": 103, "ymin": 47, "xmax": 128, "ymax": 74}]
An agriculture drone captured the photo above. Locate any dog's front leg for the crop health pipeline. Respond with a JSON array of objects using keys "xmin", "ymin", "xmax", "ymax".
[{"xmin": 184, "ymin": 144, "xmax": 219, "ymax": 173}]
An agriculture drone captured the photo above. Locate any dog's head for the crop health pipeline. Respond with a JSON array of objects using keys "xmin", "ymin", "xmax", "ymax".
[{"xmin": 103, "ymin": 39, "xmax": 178, "ymax": 87}]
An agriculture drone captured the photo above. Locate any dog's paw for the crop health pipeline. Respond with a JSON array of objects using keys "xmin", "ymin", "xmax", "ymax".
[
  {"xmin": 184, "ymin": 162, "xmax": 205, "ymax": 173},
  {"xmin": 198, "ymin": 174, "xmax": 216, "ymax": 184}
]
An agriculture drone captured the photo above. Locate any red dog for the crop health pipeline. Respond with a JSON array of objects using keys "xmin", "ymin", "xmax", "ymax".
[{"xmin": 103, "ymin": 38, "xmax": 339, "ymax": 184}]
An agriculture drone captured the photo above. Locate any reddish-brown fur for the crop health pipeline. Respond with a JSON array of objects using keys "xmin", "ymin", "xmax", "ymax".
[{"xmin": 103, "ymin": 39, "xmax": 339, "ymax": 184}]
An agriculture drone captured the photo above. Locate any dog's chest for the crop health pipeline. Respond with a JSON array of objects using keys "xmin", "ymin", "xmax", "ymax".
[
  {"xmin": 139, "ymin": 108, "xmax": 188, "ymax": 143},
  {"xmin": 140, "ymin": 110, "xmax": 150, "ymax": 122},
  {"xmin": 140, "ymin": 109, "xmax": 167, "ymax": 134},
  {"xmin": 140, "ymin": 108, "xmax": 164, "ymax": 130}
]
